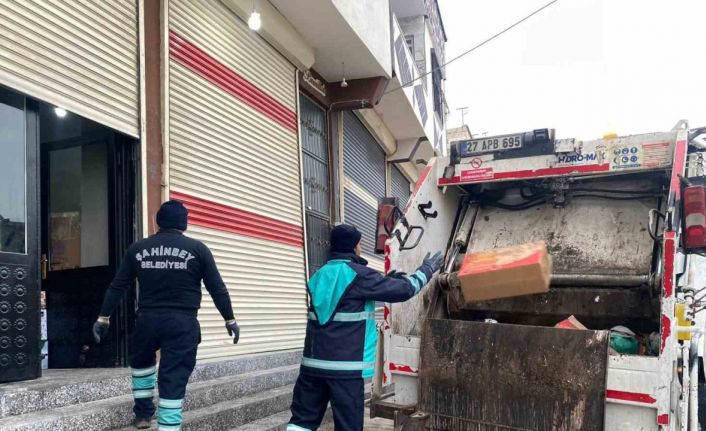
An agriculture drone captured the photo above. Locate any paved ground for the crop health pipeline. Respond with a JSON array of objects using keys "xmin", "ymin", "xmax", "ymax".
[{"xmin": 318, "ymin": 408, "xmax": 393, "ymax": 430}]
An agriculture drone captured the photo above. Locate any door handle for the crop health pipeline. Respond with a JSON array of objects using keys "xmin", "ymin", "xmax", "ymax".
[{"xmin": 41, "ymin": 253, "xmax": 48, "ymax": 280}]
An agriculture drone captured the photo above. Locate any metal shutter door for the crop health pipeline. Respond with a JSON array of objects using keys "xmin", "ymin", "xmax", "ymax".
[
  {"xmin": 342, "ymin": 111, "xmax": 385, "ymax": 269},
  {"xmin": 169, "ymin": 0, "xmax": 306, "ymax": 359},
  {"xmin": 391, "ymin": 165, "xmax": 411, "ymax": 208},
  {"xmin": 0, "ymin": 1, "xmax": 139, "ymax": 137}
]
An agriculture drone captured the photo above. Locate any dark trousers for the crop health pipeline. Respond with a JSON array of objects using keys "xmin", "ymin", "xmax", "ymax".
[
  {"xmin": 130, "ymin": 312, "xmax": 200, "ymax": 430},
  {"xmin": 288, "ymin": 373, "xmax": 364, "ymax": 431}
]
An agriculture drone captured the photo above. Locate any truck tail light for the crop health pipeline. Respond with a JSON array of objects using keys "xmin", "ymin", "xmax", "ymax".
[{"xmin": 684, "ymin": 185, "xmax": 706, "ymax": 249}]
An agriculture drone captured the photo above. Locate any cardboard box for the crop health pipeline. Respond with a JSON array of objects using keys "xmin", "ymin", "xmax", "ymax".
[
  {"xmin": 457, "ymin": 241, "xmax": 551, "ymax": 302},
  {"xmin": 554, "ymin": 315, "xmax": 587, "ymax": 330}
]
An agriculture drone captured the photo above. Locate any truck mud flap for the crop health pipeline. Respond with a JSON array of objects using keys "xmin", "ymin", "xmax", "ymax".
[{"xmin": 419, "ymin": 319, "xmax": 609, "ymax": 431}]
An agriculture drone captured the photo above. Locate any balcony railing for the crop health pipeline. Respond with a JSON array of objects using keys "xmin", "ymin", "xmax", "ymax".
[{"xmin": 392, "ymin": 13, "xmax": 434, "ymax": 142}]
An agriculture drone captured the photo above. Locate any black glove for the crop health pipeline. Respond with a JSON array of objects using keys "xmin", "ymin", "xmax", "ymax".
[
  {"xmin": 387, "ymin": 270, "xmax": 408, "ymax": 279},
  {"xmin": 422, "ymin": 251, "xmax": 443, "ymax": 274},
  {"xmin": 226, "ymin": 320, "xmax": 240, "ymax": 344},
  {"xmin": 92, "ymin": 318, "xmax": 110, "ymax": 344}
]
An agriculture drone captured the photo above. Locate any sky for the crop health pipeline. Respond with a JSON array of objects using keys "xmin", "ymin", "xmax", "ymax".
[{"xmin": 437, "ymin": 0, "xmax": 706, "ymax": 140}]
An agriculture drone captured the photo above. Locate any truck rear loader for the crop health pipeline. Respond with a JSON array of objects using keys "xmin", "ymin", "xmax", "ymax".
[{"xmin": 371, "ymin": 121, "xmax": 706, "ymax": 430}]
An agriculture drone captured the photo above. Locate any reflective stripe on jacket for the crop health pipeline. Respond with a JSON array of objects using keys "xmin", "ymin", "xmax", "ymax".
[{"xmin": 301, "ymin": 252, "xmax": 432, "ymax": 379}]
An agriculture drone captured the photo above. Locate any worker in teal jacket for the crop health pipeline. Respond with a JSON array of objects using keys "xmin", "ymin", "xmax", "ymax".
[{"xmin": 287, "ymin": 224, "xmax": 442, "ymax": 431}]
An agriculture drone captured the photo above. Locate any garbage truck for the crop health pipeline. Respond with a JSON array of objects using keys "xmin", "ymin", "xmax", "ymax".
[{"xmin": 370, "ymin": 121, "xmax": 706, "ymax": 430}]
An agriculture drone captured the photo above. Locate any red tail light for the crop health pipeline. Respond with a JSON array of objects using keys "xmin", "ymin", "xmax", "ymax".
[{"xmin": 684, "ymin": 185, "xmax": 706, "ymax": 249}]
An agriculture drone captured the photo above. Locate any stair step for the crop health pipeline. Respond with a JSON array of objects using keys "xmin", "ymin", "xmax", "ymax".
[
  {"xmin": 228, "ymin": 410, "xmax": 293, "ymax": 431},
  {"xmin": 229, "ymin": 383, "xmax": 373, "ymax": 431},
  {"xmin": 181, "ymin": 385, "xmax": 294, "ymax": 431},
  {"xmin": 0, "ymin": 365, "xmax": 299, "ymax": 431},
  {"xmin": 228, "ymin": 408, "xmax": 335, "ymax": 431},
  {"xmin": 113, "ymin": 385, "xmax": 296, "ymax": 431},
  {"xmin": 0, "ymin": 350, "xmax": 301, "ymax": 419}
]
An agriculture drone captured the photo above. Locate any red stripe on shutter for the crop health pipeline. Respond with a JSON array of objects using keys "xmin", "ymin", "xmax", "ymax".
[
  {"xmin": 169, "ymin": 31, "xmax": 297, "ymax": 133},
  {"xmin": 171, "ymin": 191, "xmax": 304, "ymax": 247}
]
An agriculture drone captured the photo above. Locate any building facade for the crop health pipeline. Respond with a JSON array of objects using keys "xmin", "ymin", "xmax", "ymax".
[{"xmin": 0, "ymin": 0, "xmax": 448, "ymax": 382}]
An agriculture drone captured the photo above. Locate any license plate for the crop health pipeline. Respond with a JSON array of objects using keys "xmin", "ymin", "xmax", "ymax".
[{"xmin": 461, "ymin": 134, "xmax": 523, "ymax": 156}]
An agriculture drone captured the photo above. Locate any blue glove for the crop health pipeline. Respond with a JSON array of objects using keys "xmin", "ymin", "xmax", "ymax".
[{"xmin": 421, "ymin": 251, "xmax": 443, "ymax": 274}]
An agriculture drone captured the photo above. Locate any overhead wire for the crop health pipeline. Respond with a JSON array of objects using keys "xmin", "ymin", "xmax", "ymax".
[{"xmin": 384, "ymin": 0, "xmax": 562, "ymax": 96}]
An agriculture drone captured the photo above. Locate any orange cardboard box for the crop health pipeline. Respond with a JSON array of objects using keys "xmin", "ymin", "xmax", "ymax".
[
  {"xmin": 458, "ymin": 241, "xmax": 552, "ymax": 302},
  {"xmin": 554, "ymin": 315, "xmax": 587, "ymax": 330}
]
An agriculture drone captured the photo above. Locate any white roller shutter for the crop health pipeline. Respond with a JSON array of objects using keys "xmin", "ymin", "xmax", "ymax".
[
  {"xmin": 168, "ymin": 0, "xmax": 306, "ymax": 359},
  {"xmin": 0, "ymin": 0, "xmax": 139, "ymax": 137}
]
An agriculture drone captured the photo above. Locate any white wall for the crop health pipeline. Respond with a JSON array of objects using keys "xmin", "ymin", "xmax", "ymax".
[{"xmin": 332, "ymin": 0, "xmax": 392, "ymax": 77}]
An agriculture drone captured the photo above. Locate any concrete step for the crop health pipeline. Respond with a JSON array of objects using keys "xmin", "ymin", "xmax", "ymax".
[
  {"xmin": 178, "ymin": 385, "xmax": 294, "ymax": 431},
  {"xmin": 229, "ymin": 383, "xmax": 373, "ymax": 431},
  {"xmin": 228, "ymin": 410, "xmax": 293, "ymax": 431},
  {"xmin": 113, "ymin": 385, "xmax": 296, "ymax": 431},
  {"xmin": 228, "ymin": 409, "xmax": 334, "ymax": 431},
  {"xmin": 0, "ymin": 365, "xmax": 299, "ymax": 431},
  {"xmin": 0, "ymin": 350, "xmax": 301, "ymax": 418}
]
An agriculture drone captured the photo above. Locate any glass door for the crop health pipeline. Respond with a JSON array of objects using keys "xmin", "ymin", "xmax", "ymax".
[{"xmin": 0, "ymin": 87, "xmax": 40, "ymax": 382}]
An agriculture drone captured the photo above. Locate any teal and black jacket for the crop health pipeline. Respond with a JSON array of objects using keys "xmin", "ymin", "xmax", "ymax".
[{"xmin": 301, "ymin": 252, "xmax": 433, "ymax": 379}]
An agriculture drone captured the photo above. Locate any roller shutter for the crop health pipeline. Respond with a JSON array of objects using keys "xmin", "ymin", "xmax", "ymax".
[
  {"xmin": 168, "ymin": 0, "xmax": 306, "ymax": 359},
  {"xmin": 391, "ymin": 165, "xmax": 411, "ymax": 209},
  {"xmin": 342, "ymin": 111, "xmax": 386, "ymax": 270},
  {"xmin": 0, "ymin": 0, "xmax": 139, "ymax": 137}
]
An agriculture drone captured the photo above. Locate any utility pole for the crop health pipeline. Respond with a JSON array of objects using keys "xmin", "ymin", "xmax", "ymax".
[{"xmin": 456, "ymin": 107, "xmax": 469, "ymax": 127}]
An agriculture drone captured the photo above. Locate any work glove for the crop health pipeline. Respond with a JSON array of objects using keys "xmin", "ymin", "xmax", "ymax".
[
  {"xmin": 386, "ymin": 270, "xmax": 408, "ymax": 279},
  {"xmin": 421, "ymin": 251, "xmax": 443, "ymax": 275},
  {"xmin": 225, "ymin": 319, "xmax": 240, "ymax": 344},
  {"xmin": 92, "ymin": 316, "xmax": 110, "ymax": 344}
]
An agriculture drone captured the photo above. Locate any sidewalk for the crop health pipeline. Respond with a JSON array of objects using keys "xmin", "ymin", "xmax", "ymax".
[{"xmin": 318, "ymin": 408, "xmax": 394, "ymax": 430}]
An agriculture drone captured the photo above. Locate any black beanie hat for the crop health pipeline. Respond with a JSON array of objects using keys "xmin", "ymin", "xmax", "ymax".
[
  {"xmin": 330, "ymin": 224, "xmax": 362, "ymax": 254},
  {"xmin": 156, "ymin": 200, "xmax": 188, "ymax": 231}
]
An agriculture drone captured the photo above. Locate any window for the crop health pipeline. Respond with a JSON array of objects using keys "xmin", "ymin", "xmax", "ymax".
[
  {"xmin": 405, "ymin": 35, "xmax": 415, "ymax": 56},
  {"xmin": 0, "ymin": 88, "xmax": 26, "ymax": 254},
  {"xmin": 431, "ymin": 51, "xmax": 444, "ymax": 124}
]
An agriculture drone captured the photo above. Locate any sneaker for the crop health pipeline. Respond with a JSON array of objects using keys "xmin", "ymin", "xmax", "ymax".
[{"xmin": 133, "ymin": 417, "xmax": 152, "ymax": 429}]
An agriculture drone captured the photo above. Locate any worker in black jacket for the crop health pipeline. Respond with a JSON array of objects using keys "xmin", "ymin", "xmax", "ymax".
[
  {"xmin": 93, "ymin": 200, "xmax": 239, "ymax": 431},
  {"xmin": 287, "ymin": 224, "xmax": 442, "ymax": 431}
]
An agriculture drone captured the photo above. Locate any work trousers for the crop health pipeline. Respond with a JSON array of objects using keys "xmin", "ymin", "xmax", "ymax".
[
  {"xmin": 129, "ymin": 311, "xmax": 200, "ymax": 431},
  {"xmin": 287, "ymin": 373, "xmax": 365, "ymax": 431}
]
